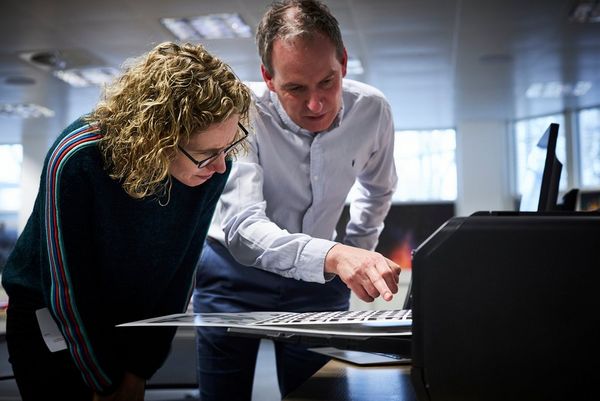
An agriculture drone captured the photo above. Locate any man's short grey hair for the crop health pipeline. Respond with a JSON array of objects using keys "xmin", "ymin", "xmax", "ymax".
[{"xmin": 256, "ymin": 0, "xmax": 345, "ymax": 76}]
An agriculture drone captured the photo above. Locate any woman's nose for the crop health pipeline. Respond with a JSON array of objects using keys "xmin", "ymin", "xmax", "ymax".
[{"xmin": 208, "ymin": 152, "xmax": 227, "ymax": 173}]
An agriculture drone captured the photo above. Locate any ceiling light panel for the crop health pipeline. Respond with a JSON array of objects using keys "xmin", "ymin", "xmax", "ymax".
[
  {"xmin": 0, "ymin": 103, "xmax": 55, "ymax": 118},
  {"xmin": 53, "ymin": 67, "xmax": 120, "ymax": 88},
  {"xmin": 18, "ymin": 49, "xmax": 118, "ymax": 87},
  {"xmin": 525, "ymin": 81, "xmax": 593, "ymax": 98},
  {"xmin": 569, "ymin": 1, "xmax": 600, "ymax": 23},
  {"xmin": 161, "ymin": 13, "xmax": 252, "ymax": 40}
]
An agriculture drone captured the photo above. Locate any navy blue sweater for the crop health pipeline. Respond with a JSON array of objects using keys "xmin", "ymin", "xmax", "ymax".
[{"xmin": 2, "ymin": 117, "xmax": 230, "ymax": 393}]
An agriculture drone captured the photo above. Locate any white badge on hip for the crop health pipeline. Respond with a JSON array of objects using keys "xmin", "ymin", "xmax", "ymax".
[{"xmin": 36, "ymin": 307, "xmax": 67, "ymax": 352}]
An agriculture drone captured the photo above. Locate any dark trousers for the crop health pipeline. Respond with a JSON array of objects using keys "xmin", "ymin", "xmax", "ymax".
[
  {"xmin": 5, "ymin": 290, "xmax": 93, "ymax": 401},
  {"xmin": 193, "ymin": 239, "xmax": 349, "ymax": 401}
]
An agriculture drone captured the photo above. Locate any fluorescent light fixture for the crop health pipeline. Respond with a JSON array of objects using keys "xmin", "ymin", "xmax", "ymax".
[
  {"xmin": 573, "ymin": 80, "xmax": 593, "ymax": 96},
  {"xmin": 53, "ymin": 67, "xmax": 120, "ymax": 87},
  {"xmin": 569, "ymin": 1, "xmax": 600, "ymax": 23},
  {"xmin": 525, "ymin": 81, "xmax": 593, "ymax": 98},
  {"xmin": 525, "ymin": 83, "xmax": 544, "ymax": 98},
  {"xmin": 543, "ymin": 81, "xmax": 564, "ymax": 98},
  {"xmin": 161, "ymin": 13, "xmax": 252, "ymax": 40},
  {"xmin": 19, "ymin": 50, "xmax": 119, "ymax": 88},
  {"xmin": 0, "ymin": 103, "xmax": 55, "ymax": 118},
  {"xmin": 347, "ymin": 57, "xmax": 364, "ymax": 75}
]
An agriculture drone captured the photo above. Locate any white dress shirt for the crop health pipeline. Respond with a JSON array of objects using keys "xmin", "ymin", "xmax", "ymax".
[{"xmin": 208, "ymin": 79, "xmax": 398, "ymax": 284}]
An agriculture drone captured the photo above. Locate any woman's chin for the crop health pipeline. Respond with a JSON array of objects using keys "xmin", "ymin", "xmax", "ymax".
[{"xmin": 173, "ymin": 174, "xmax": 211, "ymax": 187}]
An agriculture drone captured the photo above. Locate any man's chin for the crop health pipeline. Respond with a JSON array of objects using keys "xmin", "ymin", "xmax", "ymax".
[{"xmin": 301, "ymin": 117, "xmax": 334, "ymax": 133}]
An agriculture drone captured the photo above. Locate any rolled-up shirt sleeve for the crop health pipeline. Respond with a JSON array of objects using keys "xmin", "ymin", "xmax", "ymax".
[{"xmin": 218, "ymin": 137, "xmax": 336, "ymax": 284}]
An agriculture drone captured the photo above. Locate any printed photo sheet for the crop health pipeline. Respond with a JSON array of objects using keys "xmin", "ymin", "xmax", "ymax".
[{"xmin": 118, "ymin": 309, "xmax": 412, "ymax": 337}]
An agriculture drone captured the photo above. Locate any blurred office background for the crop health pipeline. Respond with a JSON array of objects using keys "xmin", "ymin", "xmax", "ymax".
[{"xmin": 1, "ymin": 0, "xmax": 599, "ymax": 399}]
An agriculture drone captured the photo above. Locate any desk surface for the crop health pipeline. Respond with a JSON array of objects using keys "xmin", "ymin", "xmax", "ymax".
[{"xmin": 283, "ymin": 359, "xmax": 417, "ymax": 401}]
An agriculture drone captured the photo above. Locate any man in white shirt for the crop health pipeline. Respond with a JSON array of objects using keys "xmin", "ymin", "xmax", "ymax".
[{"xmin": 193, "ymin": 1, "xmax": 400, "ymax": 399}]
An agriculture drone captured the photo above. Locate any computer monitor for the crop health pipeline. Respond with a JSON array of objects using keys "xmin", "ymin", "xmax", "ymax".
[{"xmin": 518, "ymin": 123, "xmax": 562, "ymax": 212}]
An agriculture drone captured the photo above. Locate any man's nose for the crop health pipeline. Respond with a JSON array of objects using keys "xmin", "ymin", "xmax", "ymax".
[{"xmin": 306, "ymin": 92, "xmax": 324, "ymax": 113}]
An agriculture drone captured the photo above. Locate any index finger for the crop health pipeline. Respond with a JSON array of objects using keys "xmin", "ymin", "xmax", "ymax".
[
  {"xmin": 384, "ymin": 256, "xmax": 401, "ymax": 272},
  {"xmin": 367, "ymin": 259, "xmax": 400, "ymax": 301}
]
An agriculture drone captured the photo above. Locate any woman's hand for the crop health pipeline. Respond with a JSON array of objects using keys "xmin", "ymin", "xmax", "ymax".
[{"xmin": 93, "ymin": 372, "xmax": 145, "ymax": 401}]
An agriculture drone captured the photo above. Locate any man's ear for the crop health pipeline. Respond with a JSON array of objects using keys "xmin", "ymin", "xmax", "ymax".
[
  {"xmin": 341, "ymin": 48, "xmax": 348, "ymax": 78},
  {"xmin": 261, "ymin": 64, "xmax": 276, "ymax": 91}
]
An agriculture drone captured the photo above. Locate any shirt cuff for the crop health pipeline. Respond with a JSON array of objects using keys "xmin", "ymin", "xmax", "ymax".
[{"xmin": 299, "ymin": 238, "xmax": 338, "ymax": 283}]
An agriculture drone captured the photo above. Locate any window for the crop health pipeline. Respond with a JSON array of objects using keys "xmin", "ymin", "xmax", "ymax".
[
  {"xmin": 514, "ymin": 115, "xmax": 567, "ymax": 195},
  {"xmin": 578, "ymin": 108, "xmax": 600, "ymax": 187},
  {"xmin": 0, "ymin": 144, "xmax": 22, "ymax": 271},
  {"xmin": 346, "ymin": 128, "xmax": 457, "ymax": 203},
  {"xmin": 392, "ymin": 129, "xmax": 457, "ymax": 202},
  {"xmin": 0, "ymin": 144, "xmax": 22, "ymax": 212}
]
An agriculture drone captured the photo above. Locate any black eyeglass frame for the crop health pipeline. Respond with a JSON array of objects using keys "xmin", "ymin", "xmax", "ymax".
[{"xmin": 178, "ymin": 122, "xmax": 249, "ymax": 169}]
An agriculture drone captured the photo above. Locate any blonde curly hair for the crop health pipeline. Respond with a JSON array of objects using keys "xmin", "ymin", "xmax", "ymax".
[{"xmin": 87, "ymin": 42, "xmax": 251, "ymax": 200}]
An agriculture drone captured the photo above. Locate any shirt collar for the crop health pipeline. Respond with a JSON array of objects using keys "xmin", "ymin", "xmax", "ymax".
[{"xmin": 270, "ymin": 91, "xmax": 345, "ymax": 135}]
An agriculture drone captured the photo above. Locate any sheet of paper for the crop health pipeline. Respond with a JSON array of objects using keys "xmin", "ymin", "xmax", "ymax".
[{"xmin": 118, "ymin": 310, "xmax": 412, "ymax": 337}]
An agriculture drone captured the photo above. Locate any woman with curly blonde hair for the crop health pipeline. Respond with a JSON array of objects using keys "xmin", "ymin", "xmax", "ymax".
[{"xmin": 2, "ymin": 41, "xmax": 251, "ymax": 401}]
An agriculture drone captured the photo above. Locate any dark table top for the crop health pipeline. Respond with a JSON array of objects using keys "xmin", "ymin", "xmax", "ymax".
[{"xmin": 284, "ymin": 359, "xmax": 417, "ymax": 401}]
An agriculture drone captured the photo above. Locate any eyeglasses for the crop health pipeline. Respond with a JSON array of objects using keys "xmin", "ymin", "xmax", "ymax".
[{"xmin": 178, "ymin": 122, "xmax": 249, "ymax": 169}]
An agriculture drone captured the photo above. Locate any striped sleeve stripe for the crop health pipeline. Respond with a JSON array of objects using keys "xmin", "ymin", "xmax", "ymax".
[{"xmin": 44, "ymin": 123, "xmax": 113, "ymax": 391}]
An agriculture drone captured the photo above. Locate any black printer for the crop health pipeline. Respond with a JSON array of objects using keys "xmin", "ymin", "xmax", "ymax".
[
  {"xmin": 411, "ymin": 120, "xmax": 600, "ymax": 401},
  {"xmin": 410, "ymin": 212, "xmax": 600, "ymax": 401},
  {"xmin": 410, "ymin": 123, "xmax": 600, "ymax": 401}
]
